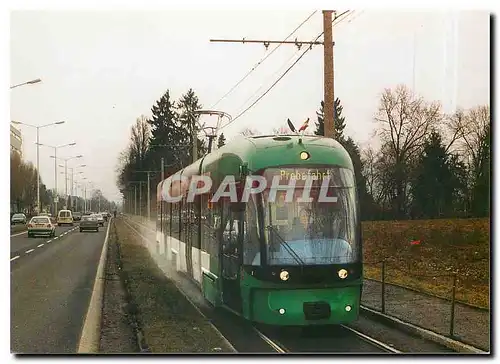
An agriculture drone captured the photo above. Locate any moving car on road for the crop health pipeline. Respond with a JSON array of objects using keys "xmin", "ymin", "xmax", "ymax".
[
  {"xmin": 99, "ymin": 212, "xmax": 108, "ymax": 222},
  {"xmin": 11, "ymin": 213, "xmax": 27, "ymax": 225},
  {"xmin": 73, "ymin": 211, "xmax": 82, "ymax": 221},
  {"xmin": 79, "ymin": 215, "xmax": 99, "ymax": 232},
  {"xmin": 28, "ymin": 216, "xmax": 56, "ymax": 238},
  {"xmin": 57, "ymin": 210, "xmax": 74, "ymax": 226},
  {"xmin": 94, "ymin": 213, "xmax": 105, "ymax": 226}
]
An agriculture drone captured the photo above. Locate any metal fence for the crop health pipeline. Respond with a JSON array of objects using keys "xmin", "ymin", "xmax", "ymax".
[{"xmin": 362, "ymin": 260, "xmax": 489, "ymax": 350}]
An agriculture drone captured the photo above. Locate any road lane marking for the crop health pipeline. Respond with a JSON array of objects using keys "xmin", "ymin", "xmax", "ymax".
[
  {"xmin": 10, "ymin": 256, "xmax": 20, "ymax": 261},
  {"xmin": 10, "ymin": 230, "xmax": 28, "ymax": 237},
  {"xmin": 47, "ymin": 240, "xmax": 52, "ymax": 243},
  {"xmin": 25, "ymin": 249, "xmax": 34, "ymax": 254},
  {"xmin": 37, "ymin": 244, "xmax": 44, "ymax": 248},
  {"xmin": 53, "ymin": 237, "xmax": 58, "ymax": 240}
]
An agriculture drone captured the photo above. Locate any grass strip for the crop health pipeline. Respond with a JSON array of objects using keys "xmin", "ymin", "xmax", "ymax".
[{"xmin": 114, "ymin": 218, "xmax": 233, "ymax": 353}]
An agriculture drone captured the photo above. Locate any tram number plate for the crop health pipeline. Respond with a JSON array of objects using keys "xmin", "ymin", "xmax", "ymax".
[{"xmin": 303, "ymin": 301, "xmax": 331, "ymax": 320}]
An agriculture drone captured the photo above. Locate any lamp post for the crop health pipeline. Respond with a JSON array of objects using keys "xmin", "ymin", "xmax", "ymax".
[
  {"xmin": 53, "ymin": 156, "xmax": 83, "ymax": 208},
  {"xmin": 82, "ymin": 177, "xmax": 89, "ymax": 212},
  {"xmin": 64, "ymin": 166, "xmax": 86, "ymax": 210},
  {"xmin": 37, "ymin": 142, "xmax": 76, "ymax": 214},
  {"xmin": 11, "ymin": 120, "xmax": 65, "ymax": 213},
  {"xmin": 73, "ymin": 173, "xmax": 84, "ymax": 211},
  {"xmin": 10, "ymin": 78, "xmax": 42, "ymax": 89}
]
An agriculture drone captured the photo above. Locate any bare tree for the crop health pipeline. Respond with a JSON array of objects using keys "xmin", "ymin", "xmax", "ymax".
[
  {"xmin": 130, "ymin": 115, "xmax": 151, "ymax": 166},
  {"xmin": 361, "ymin": 146, "xmax": 377, "ymax": 198},
  {"xmin": 11, "ymin": 151, "xmax": 24, "ymax": 212},
  {"xmin": 447, "ymin": 105, "xmax": 490, "ymax": 173},
  {"xmin": 374, "ymin": 84, "xmax": 442, "ymax": 217}
]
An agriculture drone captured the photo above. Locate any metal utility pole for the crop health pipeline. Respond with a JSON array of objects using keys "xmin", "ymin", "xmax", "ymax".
[
  {"xmin": 134, "ymin": 185, "xmax": 137, "ymax": 215},
  {"xmin": 54, "ymin": 148, "xmax": 58, "ymax": 213},
  {"xmin": 133, "ymin": 171, "xmax": 160, "ymax": 222},
  {"xmin": 192, "ymin": 119, "xmax": 198, "ymax": 163},
  {"xmin": 323, "ymin": 10, "xmax": 335, "ymax": 138},
  {"xmin": 161, "ymin": 157, "xmax": 165, "ymax": 181},
  {"xmin": 210, "ymin": 11, "xmax": 337, "ymax": 138}
]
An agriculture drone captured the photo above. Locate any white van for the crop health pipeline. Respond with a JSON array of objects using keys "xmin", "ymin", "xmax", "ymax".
[{"xmin": 57, "ymin": 209, "xmax": 74, "ymax": 226}]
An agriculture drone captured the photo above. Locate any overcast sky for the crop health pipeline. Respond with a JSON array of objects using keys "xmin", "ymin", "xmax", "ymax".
[{"xmin": 9, "ymin": 9, "xmax": 490, "ymax": 203}]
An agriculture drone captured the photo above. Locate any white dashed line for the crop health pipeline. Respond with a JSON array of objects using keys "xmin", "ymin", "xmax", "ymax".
[
  {"xmin": 11, "ymin": 230, "xmax": 28, "ymax": 237},
  {"xmin": 47, "ymin": 240, "xmax": 52, "ymax": 243},
  {"xmin": 37, "ymin": 244, "xmax": 44, "ymax": 248},
  {"xmin": 10, "ymin": 256, "xmax": 20, "ymax": 261},
  {"xmin": 25, "ymin": 249, "xmax": 34, "ymax": 254},
  {"xmin": 53, "ymin": 237, "xmax": 58, "ymax": 240}
]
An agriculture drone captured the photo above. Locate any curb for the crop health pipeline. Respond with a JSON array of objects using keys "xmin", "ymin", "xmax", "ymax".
[
  {"xmin": 360, "ymin": 305, "xmax": 489, "ymax": 354},
  {"xmin": 77, "ymin": 218, "xmax": 112, "ymax": 353}
]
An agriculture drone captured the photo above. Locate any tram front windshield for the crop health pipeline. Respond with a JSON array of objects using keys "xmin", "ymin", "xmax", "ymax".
[{"xmin": 247, "ymin": 167, "xmax": 359, "ymax": 266}]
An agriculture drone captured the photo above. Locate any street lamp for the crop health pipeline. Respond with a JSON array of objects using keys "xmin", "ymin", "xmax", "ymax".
[
  {"xmin": 11, "ymin": 120, "xmax": 65, "ymax": 213},
  {"xmin": 10, "ymin": 78, "xmax": 42, "ymax": 89},
  {"xmin": 60, "ymin": 164, "xmax": 86, "ymax": 209},
  {"xmin": 72, "ymin": 172, "xmax": 85, "ymax": 211},
  {"xmin": 52, "ymin": 155, "xmax": 83, "ymax": 207},
  {"xmin": 37, "ymin": 142, "xmax": 76, "ymax": 214}
]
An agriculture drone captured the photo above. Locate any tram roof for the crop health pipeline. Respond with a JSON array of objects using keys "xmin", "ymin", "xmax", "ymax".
[{"xmin": 157, "ymin": 134, "xmax": 353, "ymax": 189}]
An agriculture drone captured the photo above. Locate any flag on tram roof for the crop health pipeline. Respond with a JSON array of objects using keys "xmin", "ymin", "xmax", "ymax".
[{"xmin": 298, "ymin": 118, "xmax": 310, "ymax": 132}]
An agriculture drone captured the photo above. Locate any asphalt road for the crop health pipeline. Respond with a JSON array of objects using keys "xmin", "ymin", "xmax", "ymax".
[
  {"xmin": 10, "ymin": 224, "xmax": 74, "ymax": 258},
  {"xmin": 10, "ymin": 221, "xmax": 109, "ymax": 353}
]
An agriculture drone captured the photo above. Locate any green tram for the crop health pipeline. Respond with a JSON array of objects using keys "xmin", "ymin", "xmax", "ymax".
[{"xmin": 156, "ymin": 135, "xmax": 362, "ymax": 326}]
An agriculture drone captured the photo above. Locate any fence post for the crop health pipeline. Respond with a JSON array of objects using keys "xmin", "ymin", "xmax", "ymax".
[
  {"xmin": 449, "ymin": 272, "xmax": 457, "ymax": 337},
  {"xmin": 381, "ymin": 260, "xmax": 386, "ymax": 314}
]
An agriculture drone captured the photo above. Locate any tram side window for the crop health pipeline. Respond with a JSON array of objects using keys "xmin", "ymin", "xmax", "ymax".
[
  {"xmin": 163, "ymin": 201, "xmax": 170, "ymax": 235},
  {"xmin": 171, "ymin": 202, "xmax": 180, "ymax": 235},
  {"xmin": 156, "ymin": 201, "xmax": 162, "ymax": 231},
  {"xmin": 192, "ymin": 195, "xmax": 201, "ymax": 249},
  {"xmin": 200, "ymin": 193, "xmax": 211, "ymax": 253},
  {"xmin": 221, "ymin": 199, "xmax": 245, "ymax": 253}
]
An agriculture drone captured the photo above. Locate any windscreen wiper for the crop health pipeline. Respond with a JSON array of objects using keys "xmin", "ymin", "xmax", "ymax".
[{"xmin": 266, "ymin": 225, "xmax": 305, "ymax": 266}]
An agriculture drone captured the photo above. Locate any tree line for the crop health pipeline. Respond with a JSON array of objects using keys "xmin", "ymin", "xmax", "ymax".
[
  {"xmin": 117, "ymin": 84, "xmax": 490, "ymax": 221},
  {"xmin": 11, "ymin": 150, "xmax": 115, "ymax": 216}
]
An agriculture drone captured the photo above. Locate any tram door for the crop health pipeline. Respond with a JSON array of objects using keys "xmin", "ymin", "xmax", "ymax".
[{"xmin": 221, "ymin": 216, "xmax": 243, "ymax": 313}]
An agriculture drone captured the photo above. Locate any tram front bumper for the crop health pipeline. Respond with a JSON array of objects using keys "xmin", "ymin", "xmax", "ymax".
[{"xmin": 249, "ymin": 285, "xmax": 361, "ymax": 326}]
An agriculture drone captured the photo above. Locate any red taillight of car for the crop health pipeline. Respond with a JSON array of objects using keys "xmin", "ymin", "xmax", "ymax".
[
  {"xmin": 46, "ymin": 224, "xmax": 52, "ymax": 228},
  {"xmin": 28, "ymin": 224, "xmax": 33, "ymax": 228}
]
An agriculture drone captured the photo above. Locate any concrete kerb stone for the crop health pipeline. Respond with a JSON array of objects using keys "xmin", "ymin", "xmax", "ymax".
[
  {"xmin": 77, "ymin": 217, "xmax": 113, "ymax": 353},
  {"xmin": 360, "ymin": 305, "xmax": 489, "ymax": 354}
]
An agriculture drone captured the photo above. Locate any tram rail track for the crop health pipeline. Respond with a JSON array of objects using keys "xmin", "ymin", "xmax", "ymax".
[{"xmin": 121, "ymin": 215, "xmax": 404, "ymax": 354}]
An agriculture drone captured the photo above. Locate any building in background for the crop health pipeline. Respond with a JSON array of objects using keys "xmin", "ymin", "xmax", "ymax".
[{"xmin": 10, "ymin": 124, "xmax": 23, "ymax": 157}]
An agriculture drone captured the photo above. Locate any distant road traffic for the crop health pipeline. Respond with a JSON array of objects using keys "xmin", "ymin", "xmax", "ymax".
[{"xmin": 10, "ymin": 221, "xmax": 108, "ymax": 353}]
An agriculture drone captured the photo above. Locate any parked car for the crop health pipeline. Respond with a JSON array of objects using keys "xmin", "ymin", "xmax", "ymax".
[
  {"xmin": 28, "ymin": 216, "xmax": 56, "ymax": 238},
  {"xmin": 11, "ymin": 213, "xmax": 27, "ymax": 225},
  {"xmin": 57, "ymin": 210, "xmax": 74, "ymax": 226},
  {"xmin": 80, "ymin": 215, "xmax": 99, "ymax": 232},
  {"xmin": 73, "ymin": 212, "xmax": 82, "ymax": 221},
  {"xmin": 94, "ymin": 213, "xmax": 105, "ymax": 226}
]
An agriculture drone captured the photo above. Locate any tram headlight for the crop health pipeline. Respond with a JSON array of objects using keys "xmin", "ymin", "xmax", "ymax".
[
  {"xmin": 300, "ymin": 151, "xmax": 310, "ymax": 160},
  {"xmin": 280, "ymin": 270, "xmax": 289, "ymax": 281},
  {"xmin": 279, "ymin": 308, "xmax": 286, "ymax": 315},
  {"xmin": 345, "ymin": 305, "xmax": 352, "ymax": 312},
  {"xmin": 338, "ymin": 269, "xmax": 348, "ymax": 279}
]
